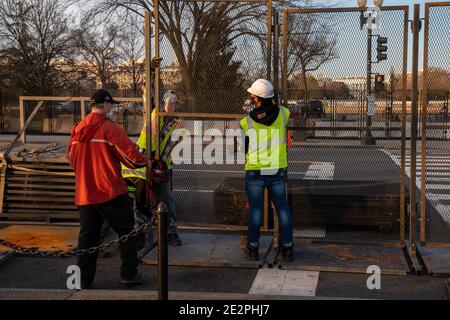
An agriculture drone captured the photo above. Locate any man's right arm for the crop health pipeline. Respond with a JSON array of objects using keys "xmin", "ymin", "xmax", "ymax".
[{"xmin": 108, "ymin": 124, "xmax": 148, "ymax": 169}]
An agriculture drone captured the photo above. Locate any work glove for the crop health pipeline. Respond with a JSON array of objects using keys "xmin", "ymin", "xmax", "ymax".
[{"xmin": 151, "ymin": 57, "xmax": 163, "ymax": 71}]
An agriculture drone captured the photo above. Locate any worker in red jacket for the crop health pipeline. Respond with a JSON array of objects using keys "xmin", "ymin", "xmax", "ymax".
[{"xmin": 67, "ymin": 89, "xmax": 149, "ymax": 289}]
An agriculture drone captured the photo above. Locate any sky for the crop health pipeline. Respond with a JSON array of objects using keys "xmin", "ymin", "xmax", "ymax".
[
  {"xmin": 65, "ymin": 0, "xmax": 449, "ymax": 79},
  {"xmin": 304, "ymin": 0, "xmax": 450, "ymax": 78}
]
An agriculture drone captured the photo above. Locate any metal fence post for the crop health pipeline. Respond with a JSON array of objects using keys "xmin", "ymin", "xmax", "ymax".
[
  {"xmin": 400, "ymin": 5, "xmax": 410, "ymax": 247},
  {"xmin": 267, "ymin": 0, "xmax": 273, "ymax": 82},
  {"xmin": 144, "ymin": 10, "xmax": 152, "ymax": 160},
  {"xmin": 80, "ymin": 100, "xmax": 86, "ymax": 120},
  {"xmin": 281, "ymin": 9, "xmax": 288, "ymax": 107},
  {"xmin": 409, "ymin": 4, "xmax": 421, "ymax": 258},
  {"xmin": 157, "ymin": 201, "xmax": 169, "ymax": 300},
  {"xmin": 273, "ymin": 8, "xmax": 280, "ymax": 100},
  {"xmin": 420, "ymin": 3, "xmax": 430, "ymax": 246},
  {"xmin": 154, "ymin": 0, "xmax": 161, "ymax": 160},
  {"xmin": 19, "ymin": 97, "xmax": 25, "ymax": 144}
]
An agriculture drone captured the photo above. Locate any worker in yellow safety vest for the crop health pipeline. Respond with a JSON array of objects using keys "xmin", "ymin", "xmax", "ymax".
[
  {"xmin": 121, "ymin": 90, "xmax": 183, "ymax": 247},
  {"xmin": 240, "ymin": 79, "xmax": 294, "ymax": 262}
]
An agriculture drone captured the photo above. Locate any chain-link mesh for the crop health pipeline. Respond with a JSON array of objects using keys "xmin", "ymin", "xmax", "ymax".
[
  {"xmin": 155, "ymin": 0, "xmax": 270, "ymax": 229},
  {"xmin": 421, "ymin": 3, "xmax": 450, "ymax": 245},
  {"xmin": 282, "ymin": 7, "xmax": 409, "ymax": 243}
]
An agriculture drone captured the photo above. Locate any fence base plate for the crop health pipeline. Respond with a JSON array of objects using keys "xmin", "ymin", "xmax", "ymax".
[
  {"xmin": 419, "ymin": 246, "xmax": 450, "ymax": 277},
  {"xmin": 141, "ymin": 230, "xmax": 272, "ymax": 269},
  {"xmin": 276, "ymin": 242, "xmax": 410, "ymax": 275}
]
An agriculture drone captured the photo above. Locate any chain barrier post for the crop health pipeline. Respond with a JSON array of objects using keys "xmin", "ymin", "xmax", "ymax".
[{"xmin": 157, "ymin": 201, "xmax": 169, "ymax": 300}]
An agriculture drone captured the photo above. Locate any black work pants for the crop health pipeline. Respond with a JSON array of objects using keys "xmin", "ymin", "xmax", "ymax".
[{"xmin": 77, "ymin": 194, "xmax": 138, "ymax": 286}]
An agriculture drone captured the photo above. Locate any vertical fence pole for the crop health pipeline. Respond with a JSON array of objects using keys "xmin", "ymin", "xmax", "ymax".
[
  {"xmin": 273, "ymin": 8, "xmax": 280, "ymax": 99},
  {"xmin": 409, "ymin": 4, "xmax": 421, "ymax": 257},
  {"xmin": 400, "ymin": 6, "xmax": 410, "ymax": 247},
  {"xmin": 420, "ymin": 3, "xmax": 430, "ymax": 246},
  {"xmin": 144, "ymin": 10, "xmax": 152, "ymax": 161},
  {"xmin": 281, "ymin": 10, "xmax": 288, "ymax": 107},
  {"xmin": 267, "ymin": 0, "xmax": 273, "ymax": 82},
  {"xmin": 80, "ymin": 100, "xmax": 86, "ymax": 120},
  {"xmin": 19, "ymin": 97, "xmax": 25, "ymax": 144},
  {"xmin": 154, "ymin": 0, "xmax": 161, "ymax": 160},
  {"xmin": 157, "ymin": 201, "xmax": 169, "ymax": 300}
]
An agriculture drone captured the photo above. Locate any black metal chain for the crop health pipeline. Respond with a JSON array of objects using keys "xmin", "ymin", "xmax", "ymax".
[{"xmin": 0, "ymin": 217, "xmax": 157, "ymax": 258}]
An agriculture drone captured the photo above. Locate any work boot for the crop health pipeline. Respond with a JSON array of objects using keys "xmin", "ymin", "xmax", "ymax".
[
  {"xmin": 281, "ymin": 246, "xmax": 294, "ymax": 262},
  {"xmin": 121, "ymin": 272, "xmax": 144, "ymax": 287},
  {"xmin": 135, "ymin": 233, "xmax": 146, "ymax": 251},
  {"xmin": 244, "ymin": 243, "xmax": 259, "ymax": 261},
  {"xmin": 168, "ymin": 233, "xmax": 182, "ymax": 246}
]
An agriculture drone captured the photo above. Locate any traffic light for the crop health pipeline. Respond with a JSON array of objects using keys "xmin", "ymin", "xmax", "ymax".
[
  {"xmin": 375, "ymin": 74, "xmax": 385, "ymax": 92},
  {"xmin": 377, "ymin": 37, "xmax": 388, "ymax": 62}
]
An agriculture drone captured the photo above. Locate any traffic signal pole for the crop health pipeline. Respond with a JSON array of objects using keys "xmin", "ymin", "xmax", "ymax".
[{"xmin": 362, "ymin": 26, "xmax": 377, "ymax": 145}]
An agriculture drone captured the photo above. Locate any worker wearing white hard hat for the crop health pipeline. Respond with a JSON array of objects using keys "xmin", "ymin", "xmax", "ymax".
[{"xmin": 240, "ymin": 79, "xmax": 294, "ymax": 262}]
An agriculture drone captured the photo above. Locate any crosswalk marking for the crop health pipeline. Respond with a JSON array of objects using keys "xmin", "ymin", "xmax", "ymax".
[
  {"xmin": 384, "ymin": 151, "xmax": 450, "ymax": 226},
  {"xmin": 249, "ymin": 269, "xmax": 320, "ymax": 297},
  {"xmin": 304, "ymin": 162, "xmax": 335, "ymax": 180},
  {"xmin": 295, "ymin": 227, "xmax": 327, "ymax": 238},
  {"xmin": 299, "ymin": 162, "xmax": 335, "ymax": 238}
]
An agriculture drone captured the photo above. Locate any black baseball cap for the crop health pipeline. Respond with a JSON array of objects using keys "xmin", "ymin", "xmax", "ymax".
[{"xmin": 90, "ymin": 89, "xmax": 118, "ymax": 105}]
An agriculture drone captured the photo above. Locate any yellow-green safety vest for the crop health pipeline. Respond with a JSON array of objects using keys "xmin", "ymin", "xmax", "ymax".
[
  {"xmin": 121, "ymin": 109, "xmax": 179, "ymax": 181},
  {"xmin": 240, "ymin": 107, "xmax": 290, "ymax": 171}
]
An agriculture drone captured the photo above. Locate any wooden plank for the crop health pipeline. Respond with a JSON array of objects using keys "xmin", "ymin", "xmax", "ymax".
[
  {"xmin": 7, "ymin": 177, "xmax": 74, "ymax": 183},
  {"xmin": 5, "ymin": 204, "xmax": 77, "ymax": 210},
  {"xmin": 3, "ymin": 210, "xmax": 78, "ymax": 215},
  {"xmin": 6, "ymin": 196, "xmax": 75, "ymax": 202},
  {"xmin": 9, "ymin": 164, "xmax": 73, "ymax": 170},
  {"xmin": 6, "ymin": 190, "xmax": 74, "ymax": 196},
  {"xmin": 21, "ymin": 96, "xmax": 143, "ymax": 103},
  {"xmin": 8, "ymin": 171, "xmax": 74, "ymax": 177},
  {"xmin": 6, "ymin": 183, "xmax": 75, "ymax": 190}
]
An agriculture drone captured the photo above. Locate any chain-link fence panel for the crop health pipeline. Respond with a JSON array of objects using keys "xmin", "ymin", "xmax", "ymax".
[
  {"xmin": 153, "ymin": 0, "xmax": 271, "ymax": 229},
  {"xmin": 420, "ymin": 2, "xmax": 450, "ymax": 246},
  {"xmin": 157, "ymin": 0, "xmax": 270, "ymax": 114},
  {"xmin": 281, "ymin": 6, "xmax": 409, "ymax": 244}
]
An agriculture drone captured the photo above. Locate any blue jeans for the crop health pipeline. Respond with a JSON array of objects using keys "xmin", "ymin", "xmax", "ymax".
[
  {"xmin": 246, "ymin": 169, "xmax": 293, "ymax": 248},
  {"xmin": 155, "ymin": 181, "xmax": 178, "ymax": 234},
  {"xmin": 130, "ymin": 178, "xmax": 178, "ymax": 235}
]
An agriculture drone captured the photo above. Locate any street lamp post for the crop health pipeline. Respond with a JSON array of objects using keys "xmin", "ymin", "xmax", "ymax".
[{"xmin": 358, "ymin": 0, "xmax": 383, "ymax": 145}]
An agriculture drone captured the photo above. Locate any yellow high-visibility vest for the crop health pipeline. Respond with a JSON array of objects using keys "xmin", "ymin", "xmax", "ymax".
[
  {"xmin": 240, "ymin": 107, "xmax": 290, "ymax": 171},
  {"xmin": 121, "ymin": 109, "xmax": 179, "ymax": 181}
]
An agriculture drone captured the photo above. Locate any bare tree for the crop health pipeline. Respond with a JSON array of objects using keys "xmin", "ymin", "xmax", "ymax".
[
  {"xmin": 116, "ymin": 17, "xmax": 145, "ymax": 97},
  {"xmin": 287, "ymin": 13, "xmax": 338, "ymax": 101},
  {"xmin": 74, "ymin": 0, "xmax": 271, "ymax": 112},
  {"xmin": 0, "ymin": 0, "xmax": 73, "ymax": 95},
  {"xmin": 70, "ymin": 19, "xmax": 121, "ymax": 89}
]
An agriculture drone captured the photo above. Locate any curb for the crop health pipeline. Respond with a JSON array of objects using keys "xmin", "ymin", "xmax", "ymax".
[
  {"xmin": 0, "ymin": 288, "xmax": 354, "ymax": 301},
  {"xmin": 445, "ymin": 279, "xmax": 450, "ymax": 300}
]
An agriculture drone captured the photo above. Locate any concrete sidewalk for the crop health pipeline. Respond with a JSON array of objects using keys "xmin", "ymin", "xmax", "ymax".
[{"xmin": 0, "ymin": 288, "xmax": 346, "ymax": 300}]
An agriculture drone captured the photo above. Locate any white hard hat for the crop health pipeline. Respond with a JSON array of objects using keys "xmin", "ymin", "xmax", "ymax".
[
  {"xmin": 163, "ymin": 90, "xmax": 178, "ymax": 104},
  {"xmin": 247, "ymin": 79, "xmax": 274, "ymax": 99}
]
